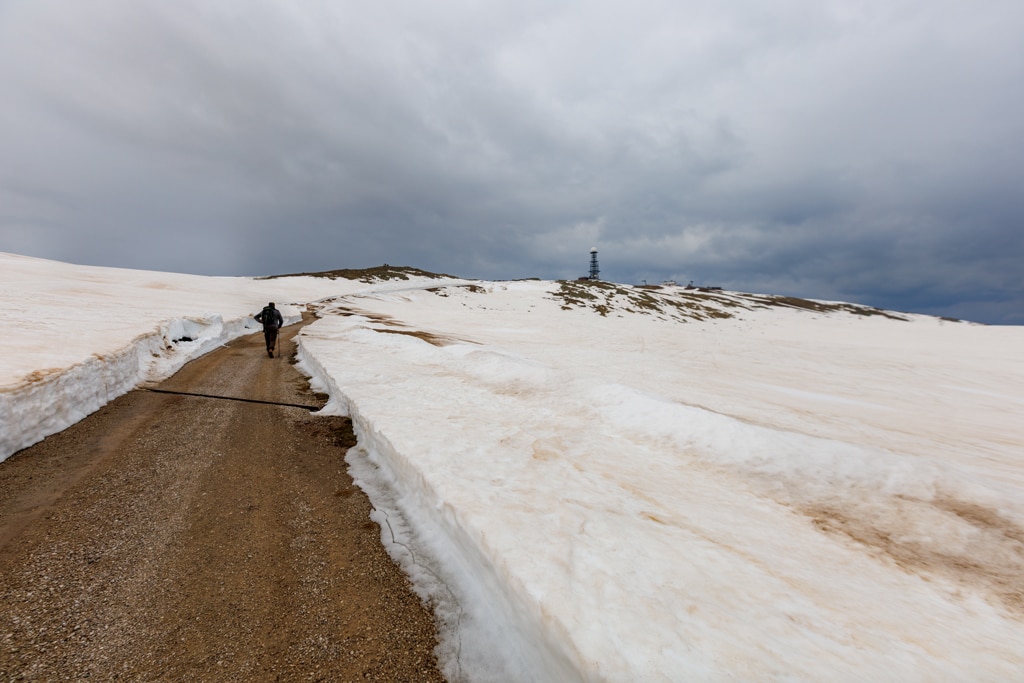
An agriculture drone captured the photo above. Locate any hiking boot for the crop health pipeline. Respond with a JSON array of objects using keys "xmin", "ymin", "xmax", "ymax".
[{"xmin": 268, "ymin": 349, "xmax": 274, "ymax": 358}]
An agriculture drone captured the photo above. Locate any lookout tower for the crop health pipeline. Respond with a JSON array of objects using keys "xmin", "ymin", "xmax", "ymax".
[{"xmin": 589, "ymin": 247, "xmax": 600, "ymax": 280}]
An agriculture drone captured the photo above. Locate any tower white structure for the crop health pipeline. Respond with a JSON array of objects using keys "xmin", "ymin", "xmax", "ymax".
[{"xmin": 588, "ymin": 247, "xmax": 600, "ymax": 280}]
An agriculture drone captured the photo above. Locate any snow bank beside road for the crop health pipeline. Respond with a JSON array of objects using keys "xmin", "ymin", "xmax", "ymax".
[
  {"xmin": 295, "ymin": 282, "xmax": 1024, "ymax": 682},
  {"xmin": 297, "ymin": 321, "xmax": 583, "ymax": 682},
  {"xmin": 2, "ymin": 253, "xmax": 333, "ymax": 460},
  {"xmin": 0, "ymin": 313, "xmax": 268, "ymax": 461}
]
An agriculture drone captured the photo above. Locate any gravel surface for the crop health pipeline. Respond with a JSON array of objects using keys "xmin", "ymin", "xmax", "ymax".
[{"xmin": 0, "ymin": 317, "xmax": 446, "ymax": 682}]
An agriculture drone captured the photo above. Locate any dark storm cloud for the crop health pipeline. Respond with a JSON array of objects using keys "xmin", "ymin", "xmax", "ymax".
[{"xmin": 1, "ymin": 0, "xmax": 1022, "ymax": 322}]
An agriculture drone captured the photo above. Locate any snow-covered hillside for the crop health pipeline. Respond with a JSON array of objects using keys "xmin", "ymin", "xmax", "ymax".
[{"xmin": 2, "ymin": 252, "xmax": 1023, "ymax": 681}]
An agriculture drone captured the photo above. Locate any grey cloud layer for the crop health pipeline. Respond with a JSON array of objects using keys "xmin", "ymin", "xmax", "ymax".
[{"xmin": 1, "ymin": 0, "xmax": 1022, "ymax": 322}]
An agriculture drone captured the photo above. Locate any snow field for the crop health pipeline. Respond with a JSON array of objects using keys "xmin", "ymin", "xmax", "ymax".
[
  {"xmin": 295, "ymin": 282, "xmax": 1024, "ymax": 681},
  {"xmin": 3, "ymin": 253, "xmax": 1024, "ymax": 681}
]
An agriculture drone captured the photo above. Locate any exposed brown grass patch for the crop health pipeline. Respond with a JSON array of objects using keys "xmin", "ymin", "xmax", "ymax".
[
  {"xmin": 426, "ymin": 283, "xmax": 487, "ymax": 297},
  {"xmin": 258, "ymin": 265, "xmax": 456, "ymax": 282},
  {"xmin": 552, "ymin": 280, "xmax": 738, "ymax": 322},
  {"xmin": 750, "ymin": 295, "xmax": 910, "ymax": 321}
]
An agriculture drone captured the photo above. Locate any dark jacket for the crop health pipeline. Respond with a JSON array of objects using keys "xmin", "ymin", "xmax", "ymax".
[{"xmin": 256, "ymin": 306, "xmax": 284, "ymax": 330}]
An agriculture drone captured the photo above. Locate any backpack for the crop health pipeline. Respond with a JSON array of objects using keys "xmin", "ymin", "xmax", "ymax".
[{"xmin": 259, "ymin": 306, "xmax": 280, "ymax": 328}]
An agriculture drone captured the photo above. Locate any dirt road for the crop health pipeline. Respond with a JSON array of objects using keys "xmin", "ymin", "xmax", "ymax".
[{"xmin": 0, "ymin": 317, "xmax": 445, "ymax": 682}]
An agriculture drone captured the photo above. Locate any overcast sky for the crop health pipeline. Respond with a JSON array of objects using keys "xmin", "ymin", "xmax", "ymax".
[{"xmin": 1, "ymin": 0, "xmax": 1022, "ymax": 323}]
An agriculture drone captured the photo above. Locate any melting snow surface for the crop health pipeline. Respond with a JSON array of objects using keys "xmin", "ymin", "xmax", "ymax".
[{"xmin": 3, "ymin": 253, "xmax": 1024, "ymax": 681}]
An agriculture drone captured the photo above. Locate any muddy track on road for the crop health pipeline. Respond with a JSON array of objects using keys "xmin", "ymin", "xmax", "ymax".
[{"xmin": 0, "ymin": 316, "xmax": 445, "ymax": 682}]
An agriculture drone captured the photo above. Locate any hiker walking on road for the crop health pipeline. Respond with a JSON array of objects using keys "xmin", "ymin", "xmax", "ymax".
[{"xmin": 255, "ymin": 302, "xmax": 284, "ymax": 358}]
